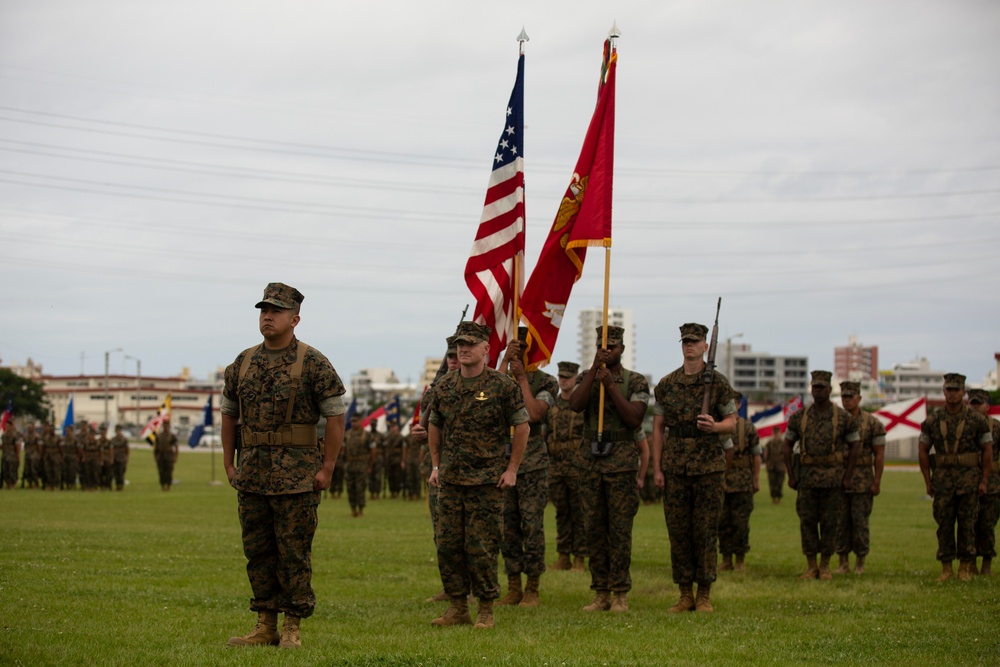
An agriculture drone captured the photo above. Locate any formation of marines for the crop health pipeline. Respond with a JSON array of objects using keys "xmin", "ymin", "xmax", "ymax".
[
  {"xmin": 1, "ymin": 420, "xmax": 130, "ymax": 491},
  {"xmin": 4, "ymin": 291, "xmax": 997, "ymax": 640}
]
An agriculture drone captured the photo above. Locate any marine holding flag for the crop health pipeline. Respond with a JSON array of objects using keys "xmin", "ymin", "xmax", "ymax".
[{"xmin": 520, "ymin": 39, "xmax": 617, "ymax": 370}]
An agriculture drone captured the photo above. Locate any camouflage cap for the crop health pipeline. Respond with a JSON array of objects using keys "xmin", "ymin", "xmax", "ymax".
[
  {"xmin": 557, "ymin": 361, "xmax": 580, "ymax": 378},
  {"xmin": 453, "ymin": 321, "xmax": 491, "ymax": 344},
  {"xmin": 255, "ymin": 282, "xmax": 304, "ymax": 310},
  {"xmin": 810, "ymin": 370, "xmax": 833, "ymax": 386},
  {"xmin": 968, "ymin": 388, "xmax": 990, "ymax": 404},
  {"xmin": 679, "ymin": 323, "xmax": 709, "ymax": 342},
  {"xmin": 840, "ymin": 381, "xmax": 861, "ymax": 396},
  {"xmin": 595, "ymin": 325, "xmax": 625, "ymax": 345},
  {"xmin": 943, "ymin": 373, "xmax": 967, "ymax": 389},
  {"xmin": 445, "ymin": 335, "xmax": 458, "ymax": 354},
  {"xmin": 732, "ymin": 391, "xmax": 743, "ymax": 403}
]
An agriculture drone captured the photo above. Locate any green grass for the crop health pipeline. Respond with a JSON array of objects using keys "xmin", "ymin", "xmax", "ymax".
[{"xmin": 1, "ymin": 454, "xmax": 998, "ymax": 666}]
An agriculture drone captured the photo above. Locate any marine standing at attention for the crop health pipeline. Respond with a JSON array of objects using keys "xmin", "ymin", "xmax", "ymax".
[{"xmin": 222, "ymin": 282, "xmax": 346, "ymax": 649}]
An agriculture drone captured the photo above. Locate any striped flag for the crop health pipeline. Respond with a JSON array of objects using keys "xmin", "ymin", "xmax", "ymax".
[
  {"xmin": 0, "ymin": 396, "xmax": 12, "ymax": 432},
  {"xmin": 464, "ymin": 52, "xmax": 525, "ymax": 366},
  {"xmin": 141, "ymin": 394, "xmax": 172, "ymax": 445}
]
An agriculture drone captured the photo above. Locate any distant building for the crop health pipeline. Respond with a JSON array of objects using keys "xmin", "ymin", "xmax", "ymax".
[
  {"xmin": 834, "ymin": 336, "xmax": 878, "ymax": 382},
  {"xmin": 879, "ymin": 357, "xmax": 948, "ymax": 401},
  {"xmin": 715, "ymin": 343, "xmax": 809, "ymax": 400},
  {"xmin": 578, "ymin": 307, "xmax": 635, "ymax": 371},
  {"xmin": 421, "ymin": 357, "xmax": 444, "ymax": 388}
]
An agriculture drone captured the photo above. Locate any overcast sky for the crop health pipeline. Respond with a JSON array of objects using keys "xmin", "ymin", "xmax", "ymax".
[{"xmin": 1, "ymin": 0, "xmax": 998, "ymax": 389}]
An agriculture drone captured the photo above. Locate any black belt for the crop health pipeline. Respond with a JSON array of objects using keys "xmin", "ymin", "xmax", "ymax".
[{"xmin": 670, "ymin": 423, "xmax": 713, "ymax": 439}]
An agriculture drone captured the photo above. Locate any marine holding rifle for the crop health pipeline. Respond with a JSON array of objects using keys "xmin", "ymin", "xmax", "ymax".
[
  {"xmin": 568, "ymin": 325, "xmax": 649, "ymax": 613},
  {"xmin": 651, "ymin": 321, "xmax": 737, "ymax": 613}
]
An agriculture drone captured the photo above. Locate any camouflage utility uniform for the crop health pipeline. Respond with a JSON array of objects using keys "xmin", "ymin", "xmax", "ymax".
[
  {"xmin": 576, "ymin": 367, "xmax": 649, "ymax": 596},
  {"xmin": 368, "ymin": 427, "xmax": 385, "ymax": 498},
  {"xmin": 343, "ymin": 426, "xmax": 372, "ymax": 512},
  {"xmin": 110, "ymin": 431, "xmax": 129, "ymax": 490},
  {"xmin": 61, "ymin": 426, "xmax": 79, "ymax": 490},
  {"xmin": 80, "ymin": 428, "xmax": 101, "ymax": 490},
  {"xmin": 764, "ymin": 432, "xmax": 786, "ymax": 501},
  {"xmin": 1, "ymin": 426, "xmax": 19, "ymax": 488},
  {"xmin": 223, "ymin": 336, "xmax": 346, "ymax": 619},
  {"xmin": 838, "ymin": 410, "xmax": 886, "ymax": 560},
  {"xmin": 547, "ymin": 394, "xmax": 588, "ymax": 564},
  {"xmin": 21, "ymin": 427, "xmax": 42, "ymax": 488},
  {"xmin": 42, "ymin": 426, "xmax": 62, "ymax": 490},
  {"xmin": 975, "ymin": 415, "xmax": 1000, "ymax": 568},
  {"xmin": 384, "ymin": 429, "xmax": 406, "ymax": 497},
  {"xmin": 653, "ymin": 367, "xmax": 735, "ymax": 587},
  {"xmin": 719, "ymin": 416, "xmax": 760, "ymax": 563},
  {"xmin": 785, "ymin": 404, "xmax": 860, "ymax": 560},
  {"xmin": 427, "ymin": 367, "xmax": 528, "ymax": 601},
  {"xmin": 501, "ymin": 370, "xmax": 557, "ymax": 590},
  {"xmin": 153, "ymin": 427, "xmax": 178, "ymax": 489},
  {"xmin": 920, "ymin": 406, "xmax": 992, "ymax": 566}
]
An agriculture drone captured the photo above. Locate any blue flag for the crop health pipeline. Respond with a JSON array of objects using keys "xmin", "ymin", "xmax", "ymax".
[
  {"xmin": 344, "ymin": 397, "xmax": 357, "ymax": 430},
  {"xmin": 737, "ymin": 395, "xmax": 748, "ymax": 420},
  {"xmin": 62, "ymin": 395, "xmax": 75, "ymax": 435},
  {"xmin": 188, "ymin": 394, "xmax": 214, "ymax": 448},
  {"xmin": 385, "ymin": 395, "xmax": 400, "ymax": 426}
]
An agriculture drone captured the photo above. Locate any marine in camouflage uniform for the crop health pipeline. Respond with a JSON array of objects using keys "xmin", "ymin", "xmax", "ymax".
[
  {"xmin": 1, "ymin": 421, "xmax": 20, "ymax": 489},
  {"xmin": 719, "ymin": 401, "xmax": 761, "ymax": 573},
  {"xmin": 784, "ymin": 370, "xmax": 861, "ymax": 580},
  {"xmin": 404, "ymin": 426, "xmax": 423, "ymax": 500},
  {"xmin": 80, "ymin": 422, "xmax": 101, "ymax": 491},
  {"xmin": 652, "ymin": 322, "xmax": 736, "ymax": 613},
  {"xmin": 384, "ymin": 422, "xmax": 406, "ymax": 498},
  {"xmin": 222, "ymin": 282, "xmax": 346, "ymax": 649},
  {"xmin": 98, "ymin": 426, "xmax": 113, "ymax": 490},
  {"xmin": 570, "ymin": 325, "xmax": 650, "ymax": 614},
  {"xmin": 42, "ymin": 424, "xmax": 62, "ymax": 491},
  {"xmin": 969, "ymin": 389, "xmax": 1000, "ymax": 576},
  {"xmin": 918, "ymin": 374, "xmax": 993, "ymax": 582},
  {"xmin": 60, "ymin": 424, "xmax": 79, "ymax": 490},
  {"xmin": 836, "ymin": 381, "xmax": 886, "ymax": 575},
  {"xmin": 110, "ymin": 424, "xmax": 130, "ymax": 491},
  {"xmin": 343, "ymin": 414, "xmax": 374, "ymax": 516},
  {"xmin": 764, "ymin": 430, "xmax": 787, "ymax": 503},
  {"xmin": 496, "ymin": 327, "xmax": 558, "ymax": 608},
  {"xmin": 21, "ymin": 424, "xmax": 43, "ymax": 488},
  {"xmin": 426, "ymin": 321, "xmax": 529, "ymax": 629},
  {"xmin": 546, "ymin": 361, "xmax": 588, "ymax": 571},
  {"xmin": 368, "ymin": 421, "xmax": 385, "ymax": 499},
  {"xmin": 152, "ymin": 420, "xmax": 178, "ymax": 492}
]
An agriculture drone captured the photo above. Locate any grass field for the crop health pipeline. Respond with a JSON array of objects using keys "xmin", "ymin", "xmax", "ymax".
[{"xmin": 1, "ymin": 451, "xmax": 998, "ymax": 666}]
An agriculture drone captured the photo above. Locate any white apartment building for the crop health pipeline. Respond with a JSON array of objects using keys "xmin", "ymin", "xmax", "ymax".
[
  {"xmin": 577, "ymin": 307, "xmax": 635, "ymax": 371},
  {"xmin": 715, "ymin": 343, "xmax": 809, "ymax": 400}
]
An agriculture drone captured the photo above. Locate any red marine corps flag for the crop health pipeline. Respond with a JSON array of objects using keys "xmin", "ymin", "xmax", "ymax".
[
  {"xmin": 520, "ymin": 35, "xmax": 618, "ymax": 370},
  {"xmin": 464, "ymin": 36, "xmax": 527, "ymax": 366}
]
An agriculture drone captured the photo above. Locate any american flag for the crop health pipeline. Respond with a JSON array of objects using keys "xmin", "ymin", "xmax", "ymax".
[{"xmin": 464, "ymin": 53, "xmax": 525, "ymax": 366}]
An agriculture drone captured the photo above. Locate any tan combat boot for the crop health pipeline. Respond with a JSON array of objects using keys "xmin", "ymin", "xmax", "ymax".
[
  {"xmin": 734, "ymin": 553, "xmax": 746, "ymax": 572},
  {"xmin": 957, "ymin": 560, "xmax": 973, "ymax": 582},
  {"xmin": 667, "ymin": 585, "xmax": 695, "ymax": 613},
  {"xmin": 970, "ymin": 560, "xmax": 980, "ymax": 576},
  {"xmin": 227, "ymin": 611, "xmax": 280, "ymax": 647},
  {"xmin": 981, "ymin": 557, "xmax": 993, "ymax": 576},
  {"xmin": 937, "ymin": 561, "xmax": 954, "ymax": 582},
  {"xmin": 720, "ymin": 553, "xmax": 734, "ymax": 571},
  {"xmin": 278, "ymin": 615, "xmax": 301, "ymax": 649},
  {"xmin": 853, "ymin": 555, "xmax": 866, "ymax": 575},
  {"xmin": 552, "ymin": 553, "xmax": 572, "ymax": 570},
  {"xmin": 424, "ymin": 589, "xmax": 450, "ymax": 603},
  {"xmin": 582, "ymin": 590, "xmax": 611, "ymax": 612},
  {"xmin": 835, "ymin": 554, "xmax": 850, "ymax": 574},
  {"xmin": 818, "ymin": 554, "xmax": 833, "ymax": 580},
  {"xmin": 497, "ymin": 574, "xmax": 523, "ymax": 606},
  {"xmin": 609, "ymin": 591, "xmax": 628, "ymax": 613},
  {"xmin": 519, "ymin": 576, "xmax": 540, "ymax": 607},
  {"xmin": 572, "ymin": 555, "xmax": 586, "ymax": 572},
  {"xmin": 799, "ymin": 555, "xmax": 819, "ymax": 580},
  {"xmin": 473, "ymin": 599, "xmax": 494, "ymax": 629},
  {"xmin": 695, "ymin": 583, "xmax": 714, "ymax": 612},
  {"xmin": 431, "ymin": 596, "xmax": 473, "ymax": 626}
]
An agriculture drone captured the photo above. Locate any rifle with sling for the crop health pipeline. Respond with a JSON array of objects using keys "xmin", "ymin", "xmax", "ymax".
[{"xmin": 701, "ymin": 298, "xmax": 722, "ymax": 416}]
